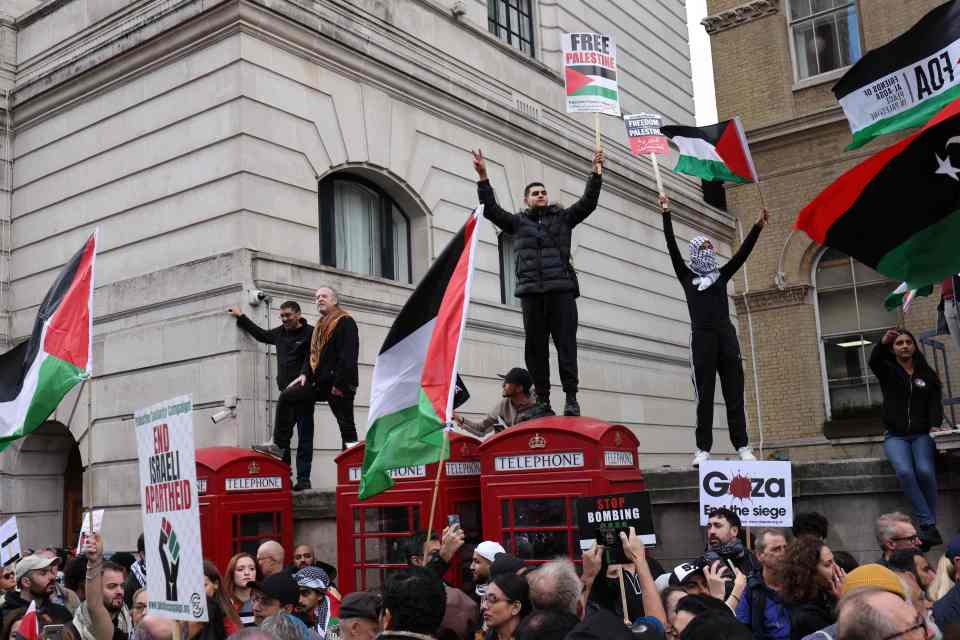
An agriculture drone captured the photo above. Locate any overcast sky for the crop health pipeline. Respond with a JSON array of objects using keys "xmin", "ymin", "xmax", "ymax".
[{"xmin": 686, "ymin": 0, "xmax": 718, "ymax": 125}]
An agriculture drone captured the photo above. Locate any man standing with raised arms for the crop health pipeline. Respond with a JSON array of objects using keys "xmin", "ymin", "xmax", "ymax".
[
  {"xmin": 472, "ymin": 148, "xmax": 604, "ymax": 416},
  {"xmin": 658, "ymin": 194, "xmax": 766, "ymax": 466}
]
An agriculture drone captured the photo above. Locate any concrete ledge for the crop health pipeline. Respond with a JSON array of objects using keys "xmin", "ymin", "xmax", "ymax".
[{"xmin": 292, "ymin": 488, "xmax": 336, "ymax": 520}]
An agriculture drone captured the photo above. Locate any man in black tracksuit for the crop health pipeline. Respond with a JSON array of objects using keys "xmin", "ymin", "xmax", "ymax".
[
  {"xmin": 230, "ymin": 301, "xmax": 314, "ymax": 480},
  {"xmin": 659, "ymin": 194, "xmax": 767, "ymax": 466},
  {"xmin": 472, "ymin": 148, "xmax": 604, "ymax": 416},
  {"xmin": 255, "ymin": 287, "xmax": 359, "ymax": 490}
]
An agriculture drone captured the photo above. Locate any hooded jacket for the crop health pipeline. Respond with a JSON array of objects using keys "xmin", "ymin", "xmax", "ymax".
[
  {"xmin": 868, "ymin": 342, "xmax": 943, "ymax": 435},
  {"xmin": 477, "ymin": 173, "xmax": 602, "ymax": 298},
  {"xmin": 235, "ymin": 315, "xmax": 313, "ymax": 390}
]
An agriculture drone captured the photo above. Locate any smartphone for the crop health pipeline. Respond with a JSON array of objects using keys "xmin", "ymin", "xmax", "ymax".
[
  {"xmin": 447, "ymin": 514, "xmax": 461, "ymax": 528},
  {"xmin": 42, "ymin": 624, "xmax": 65, "ymax": 640}
]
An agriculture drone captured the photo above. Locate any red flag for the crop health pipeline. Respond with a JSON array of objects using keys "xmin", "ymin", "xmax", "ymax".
[{"xmin": 19, "ymin": 600, "xmax": 40, "ymax": 640}]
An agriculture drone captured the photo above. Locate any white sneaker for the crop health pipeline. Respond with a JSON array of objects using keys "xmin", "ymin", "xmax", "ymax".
[
  {"xmin": 691, "ymin": 450, "xmax": 710, "ymax": 466},
  {"xmin": 737, "ymin": 446, "xmax": 757, "ymax": 461}
]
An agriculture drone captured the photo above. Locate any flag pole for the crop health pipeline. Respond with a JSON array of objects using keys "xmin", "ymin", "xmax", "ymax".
[
  {"xmin": 425, "ymin": 429, "xmax": 448, "ymax": 544},
  {"xmin": 617, "ymin": 566, "xmax": 630, "ymax": 624},
  {"xmin": 594, "ymin": 113, "xmax": 603, "ymax": 176},
  {"xmin": 650, "ymin": 153, "xmax": 665, "ymax": 197},
  {"xmin": 755, "ymin": 181, "xmax": 768, "ymax": 211}
]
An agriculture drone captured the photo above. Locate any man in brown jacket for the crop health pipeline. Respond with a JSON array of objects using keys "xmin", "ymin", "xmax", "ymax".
[{"xmin": 452, "ymin": 368, "xmax": 549, "ymax": 438}]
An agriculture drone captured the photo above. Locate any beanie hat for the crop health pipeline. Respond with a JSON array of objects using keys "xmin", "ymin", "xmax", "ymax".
[
  {"xmin": 475, "ymin": 541, "xmax": 506, "ymax": 563},
  {"xmin": 842, "ymin": 563, "xmax": 907, "ymax": 599}
]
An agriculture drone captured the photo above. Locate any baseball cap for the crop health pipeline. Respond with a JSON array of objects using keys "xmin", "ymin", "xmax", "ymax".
[
  {"xmin": 15, "ymin": 555, "xmax": 57, "ymax": 583},
  {"xmin": 294, "ymin": 566, "xmax": 330, "ymax": 592},
  {"xmin": 498, "ymin": 368, "xmax": 533, "ymax": 391},
  {"xmin": 249, "ymin": 572, "xmax": 299, "ymax": 606},
  {"xmin": 474, "ymin": 541, "xmax": 506, "ymax": 563},
  {"xmin": 667, "ymin": 562, "xmax": 702, "ymax": 587},
  {"xmin": 490, "ymin": 553, "xmax": 525, "ymax": 578},
  {"xmin": 630, "ymin": 616, "xmax": 666, "ymax": 640},
  {"xmin": 339, "ymin": 591, "xmax": 382, "ymax": 622},
  {"xmin": 841, "ymin": 564, "xmax": 907, "ymax": 599},
  {"xmin": 945, "ymin": 534, "xmax": 960, "ymax": 560}
]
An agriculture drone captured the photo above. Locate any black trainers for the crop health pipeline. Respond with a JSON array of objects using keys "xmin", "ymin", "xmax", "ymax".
[
  {"xmin": 919, "ymin": 524, "xmax": 943, "ymax": 550},
  {"xmin": 563, "ymin": 395, "xmax": 580, "ymax": 417},
  {"xmin": 292, "ymin": 480, "xmax": 312, "ymax": 492}
]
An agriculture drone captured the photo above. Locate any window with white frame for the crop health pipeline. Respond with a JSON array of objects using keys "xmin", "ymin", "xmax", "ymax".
[
  {"xmin": 488, "ymin": 0, "xmax": 535, "ymax": 56},
  {"xmin": 815, "ymin": 248, "xmax": 897, "ymax": 417},
  {"xmin": 498, "ymin": 232, "xmax": 520, "ymax": 307},
  {"xmin": 319, "ymin": 177, "xmax": 412, "ymax": 284},
  {"xmin": 788, "ymin": 0, "xmax": 862, "ymax": 81}
]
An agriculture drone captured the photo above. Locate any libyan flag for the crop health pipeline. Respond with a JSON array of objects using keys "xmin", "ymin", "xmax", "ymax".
[
  {"xmin": 0, "ymin": 234, "xmax": 96, "ymax": 452},
  {"xmin": 834, "ymin": 0, "xmax": 960, "ymax": 149},
  {"xmin": 796, "ymin": 97, "xmax": 960, "ymax": 289},
  {"xmin": 660, "ymin": 118, "xmax": 758, "ymax": 184},
  {"xmin": 359, "ymin": 209, "xmax": 482, "ymax": 500}
]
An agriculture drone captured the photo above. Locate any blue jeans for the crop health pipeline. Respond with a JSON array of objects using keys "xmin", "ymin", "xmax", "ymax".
[{"xmin": 883, "ymin": 433, "xmax": 938, "ymax": 526}]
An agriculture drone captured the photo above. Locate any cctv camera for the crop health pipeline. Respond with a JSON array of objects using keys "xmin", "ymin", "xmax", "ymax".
[
  {"xmin": 247, "ymin": 289, "xmax": 270, "ymax": 306},
  {"xmin": 211, "ymin": 409, "xmax": 234, "ymax": 424}
]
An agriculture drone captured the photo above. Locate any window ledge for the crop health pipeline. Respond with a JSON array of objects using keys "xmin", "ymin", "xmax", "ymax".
[{"xmin": 793, "ymin": 67, "xmax": 849, "ymax": 92}]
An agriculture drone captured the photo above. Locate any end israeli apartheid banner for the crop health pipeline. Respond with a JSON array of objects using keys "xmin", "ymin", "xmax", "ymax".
[
  {"xmin": 562, "ymin": 32, "xmax": 621, "ymax": 116},
  {"xmin": 698, "ymin": 460, "xmax": 792, "ymax": 528},
  {"xmin": 624, "ymin": 113, "xmax": 668, "ymax": 156},
  {"xmin": 136, "ymin": 395, "xmax": 208, "ymax": 622},
  {"xmin": 0, "ymin": 517, "xmax": 21, "ymax": 567}
]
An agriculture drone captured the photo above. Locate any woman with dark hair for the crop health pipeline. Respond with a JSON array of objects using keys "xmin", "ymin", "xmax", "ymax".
[
  {"xmin": 781, "ymin": 536, "xmax": 843, "ymax": 640},
  {"xmin": 870, "ymin": 327, "xmax": 944, "ymax": 549},
  {"xmin": 482, "ymin": 573, "xmax": 530, "ymax": 640},
  {"xmin": 222, "ymin": 553, "xmax": 258, "ymax": 627},
  {"xmin": 203, "ymin": 560, "xmax": 242, "ymax": 637}
]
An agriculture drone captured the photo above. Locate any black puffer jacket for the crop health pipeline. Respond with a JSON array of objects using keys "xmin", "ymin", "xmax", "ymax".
[
  {"xmin": 477, "ymin": 173, "xmax": 602, "ymax": 298},
  {"xmin": 869, "ymin": 342, "xmax": 943, "ymax": 435}
]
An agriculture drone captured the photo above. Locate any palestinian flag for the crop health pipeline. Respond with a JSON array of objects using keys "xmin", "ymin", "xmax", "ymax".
[
  {"xmin": 359, "ymin": 209, "xmax": 482, "ymax": 500},
  {"xmin": 884, "ymin": 282, "xmax": 934, "ymax": 312},
  {"xmin": 834, "ymin": 0, "xmax": 960, "ymax": 149},
  {"xmin": 19, "ymin": 600, "xmax": 39, "ymax": 640},
  {"xmin": 795, "ymin": 97, "xmax": 960, "ymax": 289},
  {"xmin": 565, "ymin": 65, "xmax": 618, "ymax": 102},
  {"xmin": 0, "ymin": 233, "xmax": 96, "ymax": 452},
  {"xmin": 660, "ymin": 118, "xmax": 758, "ymax": 184}
]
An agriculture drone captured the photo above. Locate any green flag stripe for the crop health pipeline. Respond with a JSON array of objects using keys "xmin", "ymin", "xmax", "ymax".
[
  {"xmin": 672, "ymin": 155, "xmax": 751, "ymax": 184},
  {"xmin": 0, "ymin": 355, "xmax": 85, "ymax": 452},
  {"xmin": 849, "ymin": 85, "xmax": 960, "ymax": 149},
  {"xmin": 570, "ymin": 85, "xmax": 618, "ymax": 101},
  {"xmin": 358, "ymin": 389, "xmax": 447, "ymax": 500},
  {"xmin": 877, "ymin": 210, "xmax": 960, "ymax": 288}
]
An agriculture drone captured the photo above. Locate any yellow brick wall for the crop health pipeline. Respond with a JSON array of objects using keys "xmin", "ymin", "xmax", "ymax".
[{"xmin": 705, "ymin": 0, "xmax": 960, "ymax": 457}]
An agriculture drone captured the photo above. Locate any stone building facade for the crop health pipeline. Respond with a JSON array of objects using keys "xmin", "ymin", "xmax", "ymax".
[
  {"xmin": 0, "ymin": 0, "xmax": 737, "ymax": 550},
  {"xmin": 705, "ymin": 0, "xmax": 960, "ymax": 460}
]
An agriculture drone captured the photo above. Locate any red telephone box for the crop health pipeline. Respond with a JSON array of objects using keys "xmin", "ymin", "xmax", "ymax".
[
  {"xmin": 478, "ymin": 417, "xmax": 645, "ymax": 566},
  {"xmin": 334, "ymin": 435, "xmax": 482, "ymax": 594},
  {"xmin": 195, "ymin": 447, "xmax": 294, "ymax": 572}
]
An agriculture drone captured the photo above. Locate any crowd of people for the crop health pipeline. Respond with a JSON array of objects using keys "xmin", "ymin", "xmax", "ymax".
[{"xmin": 2, "ymin": 506, "xmax": 959, "ymax": 640}]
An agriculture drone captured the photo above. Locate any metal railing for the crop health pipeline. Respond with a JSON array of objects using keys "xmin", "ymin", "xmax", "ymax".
[{"xmin": 918, "ymin": 330, "xmax": 958, "ymax": 426}]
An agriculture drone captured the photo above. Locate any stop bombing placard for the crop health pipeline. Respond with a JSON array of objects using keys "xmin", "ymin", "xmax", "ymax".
[
  {"xmin": 136, "ymin": 395, "xmax": 208, "ymax": 622},
  {"xmin": 562, "ymin": 32, "xmax": 621, "ymax": 116},
  {"xmin": 698, "ymin": 460, "xmax": 793, "ymax": 527}
]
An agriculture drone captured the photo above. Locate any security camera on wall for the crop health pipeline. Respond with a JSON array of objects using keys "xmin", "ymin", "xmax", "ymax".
[{"xmin": 211, "ymin": 409, "xmax": 233, "ymax": 424}]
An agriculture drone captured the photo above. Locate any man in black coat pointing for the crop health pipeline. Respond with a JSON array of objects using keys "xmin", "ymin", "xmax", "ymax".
[{"xmin": 472, "ymin": 148, "xmax": 604, "ymax": 416}]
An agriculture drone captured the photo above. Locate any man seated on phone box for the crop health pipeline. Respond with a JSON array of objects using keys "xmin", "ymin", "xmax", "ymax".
[
  {"xmin": 1, "ymin": 555, "xmax": 73, "ymax": 635},
  {"xmin": 453, "ymin": 368, "xmax": 551, "ymax": 438}
]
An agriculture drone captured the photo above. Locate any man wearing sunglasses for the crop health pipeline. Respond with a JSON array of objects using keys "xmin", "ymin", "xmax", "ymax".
[
  {"xmin": 472, "ymin": 147, "xmax": 604, "ymax": 417},
  {"xmin": 0, "ymin": 563, "xmax": 15, "ymax": 599}
]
